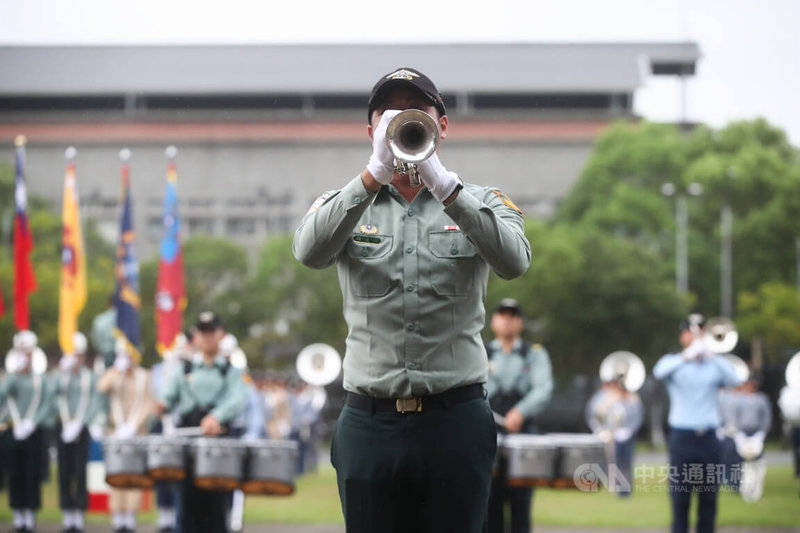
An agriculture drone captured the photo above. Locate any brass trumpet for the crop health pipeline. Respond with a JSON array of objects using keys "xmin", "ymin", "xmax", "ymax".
[{"xmin": 385, "ymin": 109, "xmax": 440, "ymax": 188}]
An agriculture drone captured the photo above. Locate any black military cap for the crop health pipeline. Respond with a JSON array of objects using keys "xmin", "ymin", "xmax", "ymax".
[
  {"xmin": 195, "ymin": 310, "xmax": 224, "ymax": 332},
  {"xmin": 367, "ymin": 67, "xmax": 446, "ymax": 122},
  {"xmin": 495, "ymin": 298, "xmax": 522, "ymax": 316}
]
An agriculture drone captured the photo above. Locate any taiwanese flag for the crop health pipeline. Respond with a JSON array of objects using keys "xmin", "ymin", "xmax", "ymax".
[
  {"xmin": 58, "ymin": 155, "xmax": 88, "ymax": 353},
  {"xmin": 155, "ymin": 157, "xmax": 186, "ymax": 355},
  {"xmin": 113, "ymin": 155, "xmax": 142, "ymax": 362},
  {"xmin": 13, "ymin": 136, "xmax": 37, "ymax": 331}
]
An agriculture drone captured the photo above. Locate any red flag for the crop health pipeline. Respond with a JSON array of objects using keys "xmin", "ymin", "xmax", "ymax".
[
  {"xmin": 155, "ymin": 158, "xmax": 186, "ymax": 354},
  {"xmin": 0, "ymin": 282, "xmax": 5, "ymax": 318},
  {"xmin": 13, "ymin": 135, "xmax": 37, "ymax": 331}
]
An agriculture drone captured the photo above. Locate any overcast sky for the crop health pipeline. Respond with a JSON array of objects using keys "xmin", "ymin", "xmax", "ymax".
[{"xmin": 2, "ymin": 0, "xmax": 798, "ymax": 145}]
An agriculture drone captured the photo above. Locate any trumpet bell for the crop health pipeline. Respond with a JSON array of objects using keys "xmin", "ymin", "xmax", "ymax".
[
  {"xmin": 704, "ymin": 317, "xmax": 738, "ymax": 354},
  {"xmin": 599, "ymin": 351, "xmax": 646, "ymax": 392},
  {"xmin": 385, "ymin": 109, "xmax": 440, "ymax": 164},
  {"xmin": 296, "ymin": 343, "xmax": 342, "ymax": 387}
]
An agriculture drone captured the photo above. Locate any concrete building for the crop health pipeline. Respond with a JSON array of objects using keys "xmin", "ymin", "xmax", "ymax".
[{"xmin": 0, "ymin": 43, "xmax": 698, "ymax": 259}]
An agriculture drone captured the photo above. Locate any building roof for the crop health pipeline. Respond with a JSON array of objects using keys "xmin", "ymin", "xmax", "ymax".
[{"xmin": 0, "ymin": 42, "xmax": 699, "ymax": 96}]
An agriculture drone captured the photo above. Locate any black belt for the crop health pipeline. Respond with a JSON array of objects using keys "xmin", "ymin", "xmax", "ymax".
[{"xmin": 345, "ymin": 383, "xmax": 484, "ymax": 413}]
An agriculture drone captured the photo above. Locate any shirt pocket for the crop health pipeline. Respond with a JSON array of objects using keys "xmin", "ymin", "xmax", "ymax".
[
  {"xmin": 345, "ymin": 234, "xmax": 394, "ymax": 297},
  {"xmin": 429, "ymin": 230, "xmax": 477, "ymax": 296}
]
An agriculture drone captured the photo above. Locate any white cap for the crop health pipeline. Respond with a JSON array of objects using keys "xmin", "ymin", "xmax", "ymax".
[
  {"xmin": 72, "ymin": 332, "xmax": 88, "ymax": 354},
  {"xmin": 13, "ymin": 330, "xmax": 38, "ymax": 351}
]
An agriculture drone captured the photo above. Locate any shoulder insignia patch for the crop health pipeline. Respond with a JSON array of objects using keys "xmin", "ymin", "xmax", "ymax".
[
  {"xmin": 308, "ymin": 191, "xmax": 335, "ymax": 213},
  {"xmin": 491, "ymin": 189, "xmax": 522, "ymax": 215}
]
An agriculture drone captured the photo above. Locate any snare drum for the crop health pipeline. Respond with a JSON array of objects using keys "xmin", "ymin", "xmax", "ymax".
[
  {"xmin": 192, "ymin": 438, "xmax": 247, "ymax": 491},
  {"xmin": 104, "ymin": 437, "xmax": 153, "ymax": 489},
  {"xmin": 549, "ymin": 433, "xmax": 606, "ymax": 489},
  {"xmin": 502, "ymin": 434, "xmax": 558, "ymax": 487},
  {"xmin": 241, "ymin": 439, "xmax": 299, "ymax": 495},
  {"xmin": 147, "ymin": 436, "xmax": 189, "ymax": 482}
]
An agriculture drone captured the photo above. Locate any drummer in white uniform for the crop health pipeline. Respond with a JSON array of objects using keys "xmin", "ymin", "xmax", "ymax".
[
  {"xmin": 155, "ymin": 311, "xmax": 248, "ymax": 533},
  {"xmin": 1, "ymin": 330, "xmax": 54, "ymax": 533}
]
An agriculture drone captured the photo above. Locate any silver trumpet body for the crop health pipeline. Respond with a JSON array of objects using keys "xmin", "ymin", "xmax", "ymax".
[{"xmin": 385, "ymin": 109, "xmax": 440, "ymax": 187}]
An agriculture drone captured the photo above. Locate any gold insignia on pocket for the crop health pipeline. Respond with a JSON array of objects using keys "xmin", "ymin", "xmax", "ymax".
[
  {"xmin": 359, "ymin": 224, "xmax": 379, "ymax": 234},
  {"xmin": 491, "ymin": 189, "xmax": 522, "ymax": 215}
]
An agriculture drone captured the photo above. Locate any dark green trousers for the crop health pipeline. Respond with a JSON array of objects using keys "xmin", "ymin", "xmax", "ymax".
[
  {"xmin": 8, "ymin": 428, "xmax": 44, "ymax": 510},
  {"xmin": 331, "ymin": 396, "xmax": 496, "ymax": 533}
]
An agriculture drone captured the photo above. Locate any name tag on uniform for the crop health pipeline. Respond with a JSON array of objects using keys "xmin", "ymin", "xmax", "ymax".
[{"xmin": 353, "ymin": 235, "xmax": 382, "ymax": 245}]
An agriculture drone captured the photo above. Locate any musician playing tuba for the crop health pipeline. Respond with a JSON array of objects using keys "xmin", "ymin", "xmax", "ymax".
[{"xmin": 585, "ymin": 352, "xmax": 644, "ymax": 497}]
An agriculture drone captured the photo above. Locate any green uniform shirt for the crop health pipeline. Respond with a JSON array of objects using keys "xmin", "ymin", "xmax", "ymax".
[
  {"xmin": 485, "ymin": 338, "xmax": 554, "ymax": 419},
  {"xmin": 161, "ymin": 356, "xmax": 248, "ymax": 424},
  {"xmin": 0, "ymin": 371, "xmax": 53, "ymax": 427},
  {"xmin": 294, "ymin": 175, "xmax": 531, "ymax": 397},
  {"xmin": 51, "ymin": 367, "xmax": 100, "ymax": 426}
]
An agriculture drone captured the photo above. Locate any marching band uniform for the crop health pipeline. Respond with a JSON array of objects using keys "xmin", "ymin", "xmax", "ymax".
[
  {"xmin": 2, "ymin": 331, "xmax": 54, "ymax": 533},
  {"xmin": 53, "ymin": 332, "xmax": 100, "ymax": 533},
  {"xmin": 653, "ymin": 317, "xmax": 742, "ymax": 533},
  {"xmin": 294, "ymin": 67, "xmax": 530, "ymax": 533},
  {"xmin": 157, "ymin": 312, "xmax": 247, "ymax": 533},
  {"xmin": 485, "ymin": 299, "xmax": 553, "ymax": 533},
  {"xmin": 726, "ymin": 377, "xmax": 771, "ymax": 494},
  {"xmin": 585, "ymin": 378, "xmax": 644, "ymax": 496},
  {"xmin": 97, "ymin": 342, "xmax": 153, "ymax": 533}
]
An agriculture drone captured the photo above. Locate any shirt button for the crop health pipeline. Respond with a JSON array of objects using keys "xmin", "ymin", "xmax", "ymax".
[
  {"xmin": 406, "ymin": 323, "xmax": 416, "ymax": 331},
  {"xmin": 406, "ymin": 284, "xmax": 414, "ymax": 292},
  {"xmin": 408, "ymin": 208, "xmax": 415, "ymax": 217},
  {"xmin": 406, "ymin": 246, "xmax": 414, "ymax": 254},
  {"xmin": 407, "ymin": 362, "xmax": 417, "ymax": 370},
  {"xmin": 361, "ymin": 249, "xmax": 368, "ymax": 257},
  {"xmin": 451, "ymin": 248, "xmax": 458, "ymax": 255},
  {"xmin": 354, "ymin": 196, "xmax": 362, "ymax": 203}
]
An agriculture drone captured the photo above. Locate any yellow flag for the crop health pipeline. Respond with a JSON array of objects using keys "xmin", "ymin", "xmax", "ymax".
[{"xmin": 59, "ymin": 160, "xmax": 87, "ymax": 353}]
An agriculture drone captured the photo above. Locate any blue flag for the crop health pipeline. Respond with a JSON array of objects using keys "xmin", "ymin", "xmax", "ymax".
[{"xmin": 113, "ymin": 158, "xmax": 142, "ymax": 362}]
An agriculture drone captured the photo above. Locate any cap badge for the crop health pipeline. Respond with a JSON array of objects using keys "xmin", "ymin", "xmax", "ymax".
[{"xmin": 386, "ymin": 69, "xmax": 419, "ymax": 81}]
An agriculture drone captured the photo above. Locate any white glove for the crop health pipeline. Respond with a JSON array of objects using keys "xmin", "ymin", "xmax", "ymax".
[
  {"xmin": 366, "ymin": 109, "xmax": 401, "ymax": 185},
  {"xmin": 682, "ymin": 337, "xmax": 707, "ymax": 361},
  {"xmin": 61, "ymin": 420, "xmax": 83, "ymax": 443},
  {"xmin": 13, "ymin": 418, "xmax": 36, "ymax": 441},
  {"xmin": 115, "ymin": 422, "xmax": 136, "ymax": 439},
  {"xmin": 114, "ymin": 354, "xmax": 131, "ymax": 372},
  {"xmin": 7, "ymin": 352, "xmax": 26, "ymax": 373},
  {"xmin": 60, "ymin": 354, "xmax": 78, "ymax": 371},
  {"xmin": 89, "ymin": 424, "xmax": 105, "ymax": 441},
  {"xmin": 416, "ymin": 153, "xmax": 462, "ymax": 203},
  {"xmin": 613, "ymin": 427, "xmax": 632, "ymax": 442}
]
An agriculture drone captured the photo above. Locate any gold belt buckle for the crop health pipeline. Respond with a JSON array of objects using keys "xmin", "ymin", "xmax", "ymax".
[{"xmin": 395, "ymin": 397, "xmax": 422, "ymax": 413}]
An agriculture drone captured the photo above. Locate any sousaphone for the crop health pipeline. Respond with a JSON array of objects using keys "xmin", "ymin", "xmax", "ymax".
[
  {"xmin": 703, "ymin": 317, "xmax": 739, "ymax": 354},
  {"xmin": 296, "ymin": 343, "xmax": 342, "ymax": 387},
  {"xmin": 598, "ymin": 351, "xmax": 646, "ymax": 392}
]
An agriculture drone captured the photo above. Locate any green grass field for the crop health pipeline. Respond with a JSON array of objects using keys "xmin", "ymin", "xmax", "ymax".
[{"xmin": 2, "ymin": 464, "xmax": 798, "ymax": 528}]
